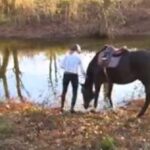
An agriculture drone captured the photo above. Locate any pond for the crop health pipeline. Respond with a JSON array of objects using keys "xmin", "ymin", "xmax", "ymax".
[{"xmin": 0, "ymin": 36, "xmax": 150, "ymax": 110}]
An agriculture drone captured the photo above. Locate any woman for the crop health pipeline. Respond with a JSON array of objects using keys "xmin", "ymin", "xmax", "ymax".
[{"xmin": 61, "ymin": 44, "xmax": 85, "ymax": 113}]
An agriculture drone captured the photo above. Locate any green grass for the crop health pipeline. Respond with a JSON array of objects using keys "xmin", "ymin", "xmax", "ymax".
[
  {"xmin": 100, "ymin": 136, "xmax": 117, "ymax": 150},
  {"xmin": 0, "ymin": 116, "xmax": 15, "ymax": 139}
]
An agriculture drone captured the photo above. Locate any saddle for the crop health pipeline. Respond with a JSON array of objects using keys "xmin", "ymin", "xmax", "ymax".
[{"xmin": 98, "ymin": 46, "xmax": 128, "ymax": 68}]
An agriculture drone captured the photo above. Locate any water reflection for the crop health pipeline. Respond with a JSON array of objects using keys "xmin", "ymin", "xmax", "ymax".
[
  {"xmin": 49, "ymin": 50, "xmax": 58, "ymax": 95},
  {"xmin": 12, "ymin": 49, "xmax": 23, "ymax": 100},
  {"xmin": 0, "ymin": 48, "xmax": 10, "ymax": 98},
  {"xmin": 0, "ymin": 48, "xmax": 28, "ymax": 100},
  {"xmin": 0, "ymin": 36, "xmax": 148, "ymax": 109}
]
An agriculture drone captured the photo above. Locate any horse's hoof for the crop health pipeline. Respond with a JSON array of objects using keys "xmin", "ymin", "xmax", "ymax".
[
  {"xmin": 70, "ymin": 109, "xmax": 76, "ymax": 114},
  {"xmin": 60, "ymin": 108, "xmax": 64, "ymax": 113},
  {"xmin": 103, "ymin": 103, "xmax": 112, "ymax": 110},
  {"xmin": 137, "ymin": 114, "xmax": 143, "ymax": 118},
  {"xmin": 90, "ymin": 109, "xmax": 96, "ymax": 113}
]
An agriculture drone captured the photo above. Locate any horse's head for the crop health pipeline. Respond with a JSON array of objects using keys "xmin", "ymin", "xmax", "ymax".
[{"xmin": 81, "ymin": 84, "xmax": 95, "ymax": 109}]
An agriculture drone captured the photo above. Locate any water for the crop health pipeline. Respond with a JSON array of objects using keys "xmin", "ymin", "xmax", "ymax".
[{"xmin": 0, "ymin": 36, "xmax": 149, "ymax": 110}]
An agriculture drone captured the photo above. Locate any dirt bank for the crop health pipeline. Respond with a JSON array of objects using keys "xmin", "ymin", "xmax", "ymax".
[
  {"xmin": 113, "ymin": 7, "xmax": 150, "ymax": 36},
  {"xmin": 0, "ymin": 6, "xmax": 150, "ymax": 40},
  {"xmin": 0, "ymin": 22, "xmax": 99, "ymax": 40}
]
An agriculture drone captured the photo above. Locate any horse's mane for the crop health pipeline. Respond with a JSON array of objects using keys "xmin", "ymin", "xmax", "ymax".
[
  {"xmin": 86, "ymin": 46, "xmax": 106, "ymax": 76},
  {"xmin": 85, "ymin": 45, "xmax": 124, "ymax": 85},
  {"xmin": 85, "ymin": 49, "xmax": 103, "ymax": 87},
  {"xmin": 85, "ymin": 45, "xmax": 116, "ymax": 85},
  {"xmin": 86, "ymin": 52, "xmax": 100, "ymax": 75}
]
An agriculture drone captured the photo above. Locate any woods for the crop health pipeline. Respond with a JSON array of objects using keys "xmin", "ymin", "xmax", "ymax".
[{"xmin": 0, "ymin": 0, "xmax": 150, "ymax": 38}]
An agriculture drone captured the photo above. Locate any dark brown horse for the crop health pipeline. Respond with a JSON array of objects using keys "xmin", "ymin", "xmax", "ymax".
[{"xmin": 81, "ymin": 46, "xmax": 150, "ymax": 117}]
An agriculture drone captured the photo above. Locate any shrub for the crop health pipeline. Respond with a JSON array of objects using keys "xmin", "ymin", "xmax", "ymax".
[
  {"xmin": 0, "ymin": 117, "xmax": 14, "ymax": 139},
  {"xmin": 101, "ymin": 136, "xmax": 116, "ymax": 150}
]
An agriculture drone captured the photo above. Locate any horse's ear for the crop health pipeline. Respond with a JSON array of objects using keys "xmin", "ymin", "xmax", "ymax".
[{"xmin": 101, "ymin": 45, "xmax": 108, "ymax": 52}]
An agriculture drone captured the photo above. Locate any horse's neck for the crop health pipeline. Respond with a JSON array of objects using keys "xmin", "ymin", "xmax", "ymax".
[
  {"xmin": 85, "ymin": 55, "xmax": 97, "ymax": 90},
  {"xmin": 85, "ymin": 51, "xmax": 106, "ymax": 87},
  {"xmin": 85, "ymin": 76, "xmax": 93, "ymax": 90}
]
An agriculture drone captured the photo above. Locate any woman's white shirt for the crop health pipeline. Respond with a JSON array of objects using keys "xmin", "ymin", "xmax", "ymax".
[{"xmin": 61, "ymin": 52, "xmax": 85, "ymax": 75}]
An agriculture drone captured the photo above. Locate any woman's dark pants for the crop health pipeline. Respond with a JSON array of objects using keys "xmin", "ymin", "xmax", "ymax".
[{"xmin": 61, "ymin": 73, "xmax": 78, "ymax": 112}]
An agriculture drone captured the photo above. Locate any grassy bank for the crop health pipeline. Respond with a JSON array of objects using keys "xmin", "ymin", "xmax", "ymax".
[
  {"xmin": 0, "ymin": 0, "xmax": 150, "ymax": 39},
  {"xmin": 0, "ymin": 100, "xmax": 150, "ymax": 150}
]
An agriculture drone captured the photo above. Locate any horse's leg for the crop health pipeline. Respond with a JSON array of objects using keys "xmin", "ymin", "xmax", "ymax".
[
  {"xmin": 94, "ymin": 82, "xmax": 102, "ymax": 109},
  {"xmin": 107, "ymin": 83, "xmax": 113, "ymax": 107},
  {"xmin": 137, "ymin": 85, "xmax": 150, "ymax": 117}
]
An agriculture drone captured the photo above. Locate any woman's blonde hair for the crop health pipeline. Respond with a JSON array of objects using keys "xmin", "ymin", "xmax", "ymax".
[{"xmin": 70, "ymin": 44, "xmax": 81, "ymax": 53}]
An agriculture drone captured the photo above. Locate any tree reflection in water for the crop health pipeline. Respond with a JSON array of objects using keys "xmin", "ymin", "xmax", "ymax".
[
  {"xmin": 0, "ymin": 44, "xmax": 63, "ymax": 105},
  {"xmin": 0, "ymin": 48, "xmax": 29, "ymax": 101},
  {"xmin": 12, "ymin": 49, "xmax": 23, "ymax": 100},
  {"xmin": 0, "ymin": 48, "xmax": 10, "ymax": 98},
  {"xmin": 42, "ymin": 49, "xmax": 60, "ymax": 107}
]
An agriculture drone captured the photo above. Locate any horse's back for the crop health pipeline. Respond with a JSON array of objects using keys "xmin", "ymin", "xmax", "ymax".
[
  {"xmin": 130, "ymin": 50, "xmax": 150, "ymax": 82},
  {"xmin": 106, "ymin": 50, "xmax": 150, "ymax": 84},
  {"xmin": 130, "ymin": 50, "xmax": 150, "ymax": 68}
]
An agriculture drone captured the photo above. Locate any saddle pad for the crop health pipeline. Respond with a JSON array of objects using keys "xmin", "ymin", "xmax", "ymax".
[
  {"xmin": 108, "ymin": 56, "xmax": 121, "ymax": 68},
  {"xmin": 98, "ymin": 50, "xmax": 122, "ymax": 68}
]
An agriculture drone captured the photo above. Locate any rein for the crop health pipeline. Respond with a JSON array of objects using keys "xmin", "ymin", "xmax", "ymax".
[{"xmin": 103, "ymin": 67, "xmax": 110, "ymax": 83}]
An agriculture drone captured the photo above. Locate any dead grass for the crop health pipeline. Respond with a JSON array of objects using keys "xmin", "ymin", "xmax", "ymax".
[
  {"xmin": 0, "ymin": 100, "xmax": 150, "ymax": 150},
  {"xmin": 0, "ymin": 0, "xmax": 149, "ymax": 38}
]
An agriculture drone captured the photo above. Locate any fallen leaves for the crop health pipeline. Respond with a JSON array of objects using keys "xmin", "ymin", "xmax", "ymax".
[{"xmin": 0, "ymin": 99, "xmax": 150, "ymax": 150}]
